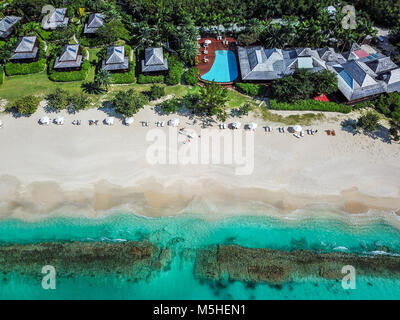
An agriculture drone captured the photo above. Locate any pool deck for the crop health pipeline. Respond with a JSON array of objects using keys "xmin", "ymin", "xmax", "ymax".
[{"xmin": 196, "ymin": 37, "xmax": 237, "ymax": 85}]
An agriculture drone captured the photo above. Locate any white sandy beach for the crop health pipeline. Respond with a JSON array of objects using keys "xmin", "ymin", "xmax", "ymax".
[{"xmin": 0, "ymin": 101, "xmax": 399, "ymax": 221}]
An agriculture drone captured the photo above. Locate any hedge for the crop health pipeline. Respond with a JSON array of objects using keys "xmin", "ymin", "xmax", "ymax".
[
  {"xmin": 165, "ymin": 54, "xmax": 183, "ymax": 85},
  {"xmin": 0, "ymin": 66, "xmax": 3, "ymax": 85},
  {"xmin": 109, "ymin": 46, "xmax": 136, "ymax": 84},
  {"xmin": 138, "ymin": 74, "xmax": 164, "ymax": 84},
  {"xmin": 48, "ymin": 59, "xmax": 90, "ymax": 82},
  {"xmin": 236, "ymin": 82, "xmax": 266, "ymax": 97},
  {"xmin": 5, "ymin": 58, "xmax": 46, "ymax": 76},
  {"xmin": 184, "ymin": 67, "xmax": 199, "ymax": 86},
  {"xmin": 269, "ymin": 99, "xmax": 352, "ymax": 113}
]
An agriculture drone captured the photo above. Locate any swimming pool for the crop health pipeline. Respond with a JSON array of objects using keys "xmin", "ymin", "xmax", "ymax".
[{"xmin": 200, "ymin": 50, "xmax": 238, "ymax": 83}]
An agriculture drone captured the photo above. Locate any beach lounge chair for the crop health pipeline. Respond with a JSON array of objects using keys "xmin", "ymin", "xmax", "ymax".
[
  {"xmin": 293, "ymin": 133, "xmax": 300, "ymax": 138},
  {"xmin": 327, "ymin": 130, "xmax": 331, "ymax": 135},
  {"xmin": 332, "ymin": 130, "xmax": 336, "ymax": 136},
  {"xmin": 300, "ymin": 131, "xmax": 304, "ymax": 137}
]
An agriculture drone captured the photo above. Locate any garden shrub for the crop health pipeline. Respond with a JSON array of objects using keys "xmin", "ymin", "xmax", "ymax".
[
  {"xmin": 269, "ymin": 99, "xmax": 352, "ymax": 113},
  {"xmin": 5, "ymin": 58, "xmax": 46, "ymax": 75},
  {"xmin": 138, "ymin": 74, "xmax": 164, "ymax": 84},
  {"xmin": 183, "ymin": 67, "xmax": 199, "ymax": 86},
  {"xmin": 165, "ymin": 54, "xmax": 183, "ymax": 85},
  {"xmin": 236, "ymin": 82, "xmax": 266, "ymax": 96}
]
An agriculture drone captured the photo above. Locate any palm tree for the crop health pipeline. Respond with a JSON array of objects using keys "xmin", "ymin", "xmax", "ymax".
[{"xmin": 95, "ymin": 69, "xmax": 111, "ymax": 91}]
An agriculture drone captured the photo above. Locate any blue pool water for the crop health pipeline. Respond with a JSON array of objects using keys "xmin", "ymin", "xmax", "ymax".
[
  {"xmin": 1, "ymin": 213, "xmax": 400, "ymax": 299},
  {"xmin": 201, "ymin": 50, "xmax": 238, "ymax": 83}
]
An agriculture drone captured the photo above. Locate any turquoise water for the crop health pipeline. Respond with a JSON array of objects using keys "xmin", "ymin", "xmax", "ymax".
[
  {"xmin": 1, "ymin": 213, "xmax": 400, "ymax": 299},
  {"xmin": 201, "ymin": 50, "xmax": 239, "ymax": 82}
]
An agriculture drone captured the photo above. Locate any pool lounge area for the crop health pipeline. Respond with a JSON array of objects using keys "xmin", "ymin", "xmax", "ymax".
[{"xmin": 197, "ymin": 37, "xmax": 239, "ymax": 85}]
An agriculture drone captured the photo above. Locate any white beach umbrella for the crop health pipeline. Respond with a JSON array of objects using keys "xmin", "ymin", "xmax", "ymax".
[
  {"xmin": 248, "ymin": 122, "xmax": 257, "ymax": 130},
  {"xmin": 293, "ymin": 125, "xmax": 302, "ymax": 132},
  {"xmin": 39, "ymin": 116, "xmax": 50, "ymax": 125},
  {"xmin": 105, "ymin": 117, "xmax": 114, "ymax": 125},
  {"xmin": 204, "ymin": 39, "xmax": 212, "ymax": 45},
  {"xmin": 232, "ymin": 121, "xmax": 241, "ymax": 129},
  {"xmin": 125, "ymin": 117, "xmax": 134, "ymax": 125},
  {"xmin": 169, "ymin": 118, "xmax": 180, "ymax": 127},
  {"xmin": 54, "ymin": 115, "xmax": 64, "ymax": 125}
]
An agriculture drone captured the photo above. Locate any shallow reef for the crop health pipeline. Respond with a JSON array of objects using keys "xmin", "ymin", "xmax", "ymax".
[
  {"xmin": 194, "ymin": 245, "xmax": 400, "ymax": 285},
  {"xmin": 0, "ymin": 241, "xmax": 172, "ymax": 281}
]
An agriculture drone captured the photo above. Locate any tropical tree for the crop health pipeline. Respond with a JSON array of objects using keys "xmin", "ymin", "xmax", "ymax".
[
  {"xmin": 357, "ymin": 112, "xmax": 380, "ymax": 133},
  {"xmin": 112, "ymin": 89, "xmax": 149, "ymax": 117},
  {"xmin": 13, "ymin": 95, "xmax": 40, "ymax": 115},
  {"xmin": 95, "ymin": 69, "xmax": 111, "ymax": 91},
  {"xmin": 198, "ymin": 81, "xmax": 229, "ymax": 121}
]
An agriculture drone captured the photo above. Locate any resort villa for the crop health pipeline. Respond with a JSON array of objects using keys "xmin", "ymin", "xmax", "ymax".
[
  {"xmin": 141, "ymin": 47, "xmax": 169, "ymax": 74},
  {"xmin": 102, "ymin": 45, "xmax": 129, "ymax": 72},
  {"xmin": 9, "ymin": 36, "xmax": 40, "ymax": 63},
  {"xmin": 83, "ymin": 13, "xmax": 104, "ymax": 35},
  {"xmin": 53, "ymin": 44, "xmax": 83, "ymax": 71},
  {"xmin": 233, "ymin": 42, "xmax": 400, "ymax": 102},
  {"xmin": 42, "ymin": 8, "xmax": 69, "ymax": 30},
  {"xmin": 0, "ymin": 16, "xmax": 21, "ymax": 39}
]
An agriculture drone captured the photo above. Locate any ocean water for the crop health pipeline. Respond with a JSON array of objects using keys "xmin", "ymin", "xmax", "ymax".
[
  {"xmin": 200, "ymin": 50, "xmax": 239, "ymax": 82},
  {"xmin": 1, "ymin": 212, "xmax": 400, "ymax": 300}
]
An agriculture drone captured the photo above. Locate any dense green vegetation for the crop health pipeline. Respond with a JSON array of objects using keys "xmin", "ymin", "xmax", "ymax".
[
  {"xmin": 235, "ymin": 83, "xmax": 266, "ymax": 97},
  {"xmin": 269, "ymin": 99, "xmax": 352, "ymax": 113},
  {"xmin": 5, "ymin": 58, "xmax": 46, "ymax": 76},
  {"xmin": 357, "ymin": 111, "xmax": 380, "ymax": 132},
  {"xmin": 148, "ymin": 84, "xmax": 166, "ymax": 100},
  {"xmin": 112, "ymin": 89, "xmax": 149, "ymax": 117},
  {"xmin": 183, "ymin": 67, "xmax": 199, "ymax": 86},
  {"xmin": 271, "ymin": 69, "xmax": 338, "ymax": 102},
  {"xmin": 165, "ymin": 54, "xmax": 184, "ymax": 85},
  {"xmin": 138, "ymin": 74, "xmax": 164, "ymax": 84},
  {"xmin": 0, "ymin": 66, "xmax": 3, "ymax": 85},
  {"xmin": 46, "ymin": 88, "xmax": 91, "ymax": 111},
  {"xmin": 12, "ymin": 95, "xmax": 40, "ymax": 115}
]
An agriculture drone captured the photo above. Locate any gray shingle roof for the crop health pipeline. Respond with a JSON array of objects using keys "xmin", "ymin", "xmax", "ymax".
[
  {"xmin": 54, "ymin": 44, "xmax": 83, "ymax": 69},
  {"xmin": 84, "ymin": 13, "xmax": 104, "ymax": 34},
  {"xmin": 365, "ymin": 57, "xmax": 398, "ymax": 74},
  {"xmin": 10, "ymin": 36, "xmax": 39, "ymax": 60},
  {"xmin": 141, "ymin": 47, "xmax": 168, "ymax": 72},
  {"xmin": 0, "ymin": 16, "xmax": 21, "ymax": 38},
  {"xmin": 102, "ymin": 46, "xmax": 129, "ymax": 71},
  {"xmin": 42, "ymin": 8, "xmax": 69, "ymax": 30}
]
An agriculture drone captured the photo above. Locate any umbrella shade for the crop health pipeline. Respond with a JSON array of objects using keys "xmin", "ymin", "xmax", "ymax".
[
  {"xmin": 40, "ymin": 116, "xmax": 50, "ymax": 125},
  {"xmin": 170, "ymin": 118, "xmax": 179, "ymax": 127},
  {"xmin": 105, "ymin": 117, "xmax": 114, "ymax": 125},
  {"xmin": 125, "ymin": 117, "xmax": 134, "ymax": 125},
  {"xmin": 204, "ymin": 39, "xmax": 212, "ymax": 45},
  {"xmin": 293, "ymin": 125, "xmax": 302, "ymax": 132},
  {"xmin": 248, "ymin": 122, "xmax": 257, "ymax": 130},
  {"xmin": 232, "ymin": 122, "xmax": 241, "ymax": 129},
  {"xmin": 55, "ymin": 116, "xmax": 64, "ymax": 124}
]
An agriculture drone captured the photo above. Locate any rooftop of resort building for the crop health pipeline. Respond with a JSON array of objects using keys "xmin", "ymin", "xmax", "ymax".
[
  {"xmin": 54, "ymin": 44, "xmax": 83, "ymax": 69},
  {"xmin": 101, "ymin": 46, "xmax": 129, "ymax": 71},
  {"xmin": 10, "ymin": 36, "xmax": 39, "ymax": 60},
  {"xmin": 0, "ymin": 16, "xmax": 21, "ymax": 39},
  {"xmin": 237, "ymin": 46, "xmax": 344, "ymax": 81},
  {"xmin": 84, "ymin": 13, "xmax": 104, "ymax": 34},
  {"xmin": 42, "ymin": 8, "xmax": 69, "ymax": 30},
  {"xmin": 141, "ymin": 47, "xmax": 168, "ymax": 73}
]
